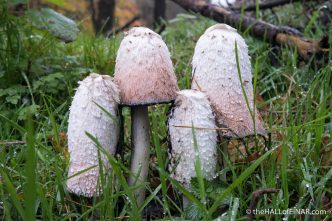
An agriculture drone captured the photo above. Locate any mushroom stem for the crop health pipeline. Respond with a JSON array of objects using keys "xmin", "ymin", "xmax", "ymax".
[{"xmin": 128, "ymin": 106, "xmax": 150, "ymax": 206}]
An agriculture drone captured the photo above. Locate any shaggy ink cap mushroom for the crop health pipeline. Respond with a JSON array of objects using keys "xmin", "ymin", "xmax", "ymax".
[
  {"xmin": 191, "ymin": 24, "xmax": 266, "ymax": 138},
  {"xmin": 168, "ymin": 90, "xmax": 218, "ymax": 187},
  {"xmin": 114, "ymin": 27, "xmax": 179, "ymax": 206},
  {"xmin": 67, "ymin": 73, "xmax": 120, "ymax": 197},
  {"xmin": 114, "ymin": 27, "xmax": 179, "ymax": 106}
]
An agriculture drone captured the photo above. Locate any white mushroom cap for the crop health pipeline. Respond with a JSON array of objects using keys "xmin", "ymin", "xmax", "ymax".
[
  {"xmin": 67, "ymin": 73, "xmax": 120, "ymax": 197},
  {"xmin": 210, "ymin": 0, "xmax": 236, "ymax": 8},
  {"xmin": 114, "ymin": 27, "xmax": 179, "ymax": 106},
  {"xmin": 168, "ymin": 90, "xmax": 218, "ymax": 187},
  {"xmin": 191, "ymin": 24, "xmax": 266, "ymax": 138}
]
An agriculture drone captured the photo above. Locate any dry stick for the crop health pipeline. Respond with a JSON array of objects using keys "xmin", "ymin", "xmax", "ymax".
[
  {"xmin": 170, "ymin": 0, "xmax": 329, "ymax": 60},
  {"xmin": 0, "ymin": 140, "xmax": 26, "ymax": 145},
  {"xmin": 230, "ymin": 0, "xmax": 301, "ymax": 11},
  {"xmin": 107, "ymin": 15, "xmax": 140, "ymax": 37},
  {"xmin": 191, "ymin": 68, "xmax": 203, "ymax": 92},
  {"xmin": 172, "ymin": 125, "xmax": 229, "ymax": 131},
  {"xmin": 247, "ymin": 188, "xmax": 279, "ymax": 221}
]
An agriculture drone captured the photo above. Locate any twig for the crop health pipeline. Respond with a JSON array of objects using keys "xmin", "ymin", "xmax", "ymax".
[
  {"xmin": 247, "ymin": 188, "xmax": 279, "ymax": 221},
  {"xmin": 0, "ymin": 140, "xmax": 26, "ymax": 145},
  {"xmin": 172, "ymin": 125, "xmax": 229, "ymax": 131},
  {"xmin": 107, "ymin": 15, "xmax": 140, "ymax": 37},
  {"xmin": 170, "ymin": 0, "xmax": 329, "ymax": 60},
  {"xmin": 230, "ymin": 0, "xmax": 301, "ymax": 11},
  {"xmin": 155, "ymin": 22, "xmax": 167, "ymax": 34},
  {"xmin": 191, "ymin": 68, "xmax": 203, "ymax": 92}
]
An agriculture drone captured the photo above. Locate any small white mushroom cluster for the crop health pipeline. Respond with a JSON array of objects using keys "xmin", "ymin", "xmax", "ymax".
[
  {"xmin": 167, "ymin": 24, "xmax": 266, "ymax": 189},
  {"xmin": 66, "ymin": 24, "xmax": 266, "ymax": 209},
  {"xmin": 67, "ymin": 28, "xmax": 179, "ymax": 205}
]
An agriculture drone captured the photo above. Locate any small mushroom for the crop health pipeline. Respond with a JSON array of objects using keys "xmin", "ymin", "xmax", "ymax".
[
  {"xmin": 114, "ymin": 27, "xmax": 179, "ymax": 206},
  {"xmin": 168, "ymin": 90, "xmax": 218, "ymax": 206},
  {"xmin": 67, "ymin": 73, "xmax": 120, "ymax": 197},
  {"xmin": 192, "ymin": 24, "xmax": 266, "ymax": 138}
]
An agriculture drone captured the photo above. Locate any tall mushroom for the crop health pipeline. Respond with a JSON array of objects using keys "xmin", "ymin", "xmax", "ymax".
[
  {"xmin": 168, "ymin": 90, "xmax": 218, "ymax": 206},
  {"xmin": 67, "ymin": 73, "xmax": 120, "ymax": 197},
  {"xmin": 191, "ymin": 24, "xmax": 266, "ymax": 169},
  {"xmin": 192, "ymin": 23, "xmax": 265, "ymax": 138},
  {"xmin": 114, "ymin": 27, "xmax": 179, "ymax": 206}
]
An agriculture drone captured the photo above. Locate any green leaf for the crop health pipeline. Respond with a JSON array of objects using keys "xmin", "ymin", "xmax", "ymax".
[
  {"xmin": 0, "ymin": 85, "xmax": 27, "ymax": 104},
  {"xmin": 184, "ymin": 202, "xmax": 205, "ymax": 220},
  {"xmin": 0, "ymin": 171, "xmax": 26, "ymax": 218},
  {"xmin": 26, "ymin": 8, "xmax": 79, "ymax": 43},
  {"xmin": 6, "ymin": 94, "xmax": 21, "ymax": 105},
  {"xmin": 208, "ymin": 147, "xmax": 277, "ymax": 215},
  {"xmin": 32, "ymin": 72, "xmax": 65, "ymax": 94},
  {"xmin": 18, "ymin": 105, "xmax": 40, "ymax": 121},
  {"xmin": 0, "ymin": 85, "xmax": 26, "ymax": 96}
]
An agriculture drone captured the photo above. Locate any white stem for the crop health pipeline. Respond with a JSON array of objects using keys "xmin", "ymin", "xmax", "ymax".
[{"xmin": 128, "ymin": 106, "xmax": 150, "ymax": 207}]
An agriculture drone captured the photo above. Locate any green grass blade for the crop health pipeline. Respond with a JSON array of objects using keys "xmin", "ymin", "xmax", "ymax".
[
  {"xmin": 152, "ymin": 117, "xmax": 171, "ymax": 216},
  {"xmin": 0, "ymin": 170, "xmax": 26, "ymax": 219},
  {"xmin": 23, "ymin": 115, "xmax": 37, "ymax": 221},
  {"xmin": 234, "ymin": 41, "xmax": 256, "ymax": 135},
  {"xmin": 85, "ymin": 132, "xmax": 140, "ymax": 220},
  {"xmin": 139, "ymin": 184, "xmax": 162, "ymax": 213},
  {"xmin": 191, "ymin": 123, "xmax": 208, "ymax": 217},
  {"xmin": 230, "ymin": 197, "xmax": 239, "ymax": 221},
  {"xmin": 208, "ymin": 146, "xmax": 277, "ymax": 215},
  {"xmin": 166, "ymin": 175, "xmax": 206, "ymax": 212},
  {"xmin": 304, "ymin": 9, "xmax": 320, "ymax": 36}
]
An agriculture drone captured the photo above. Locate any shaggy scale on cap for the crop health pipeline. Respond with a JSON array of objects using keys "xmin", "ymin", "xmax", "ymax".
[
  {"xmin": 114, "ymin": 27, "xmax": 179, "ymax": 106},
  {"xmin": 67, "ymin": 73, "xmax": 120, "ymax": 197},
  {"xmin": 191, "ymin": 24, "xmax": 266, "ymax": 138},
  {"xmin": 168, "ymin": 90, "xmax": 218, "ymax": 186}
]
